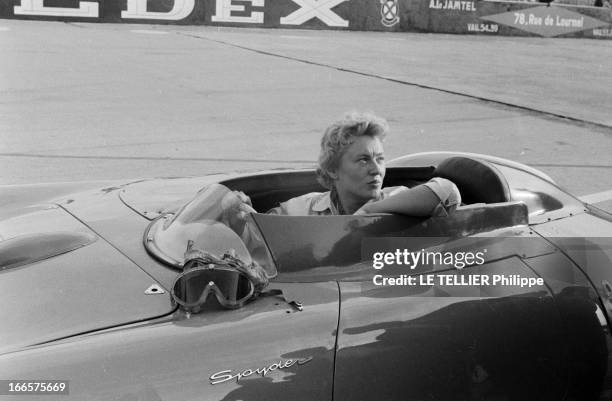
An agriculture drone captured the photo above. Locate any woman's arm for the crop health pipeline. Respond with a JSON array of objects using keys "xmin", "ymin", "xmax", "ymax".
[{"xmin": 354, "ymin": 178, "xmax": 461, "ymax": 216}]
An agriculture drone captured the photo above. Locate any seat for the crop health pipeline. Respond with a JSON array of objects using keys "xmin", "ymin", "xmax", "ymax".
[
  {"xmin": 221, "ymin": 171, "xmax": 325, "ymax": 212},
  {"xmin": 434, "ymin": 157, "xmax": 511, "ymax": 204},
  {"xmin": 224, "ymin": 167, "xmax": 439, "ymax": 212}
]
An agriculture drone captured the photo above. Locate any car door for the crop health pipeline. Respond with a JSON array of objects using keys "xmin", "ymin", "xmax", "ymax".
[
  {"xmin": 334, "ymin": 254, "xmax": 568, "ymax": 401},
  {"xmin": 331, "ymin": 226, "xmax": 570, "ymax": 400}
]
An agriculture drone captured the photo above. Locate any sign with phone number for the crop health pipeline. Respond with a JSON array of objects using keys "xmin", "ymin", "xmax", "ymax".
[{"xmin": 467, "ymin": 22, "xmax": 498, "ymax": 32}]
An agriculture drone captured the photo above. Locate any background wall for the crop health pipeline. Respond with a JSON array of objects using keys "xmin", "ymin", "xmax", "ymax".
[{"xmin": 0, "ymin": 0, "xmax": 611, "ymax": 38}]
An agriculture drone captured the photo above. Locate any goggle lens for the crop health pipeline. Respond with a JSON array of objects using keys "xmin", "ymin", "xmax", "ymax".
[{"xmin": 172, "ymin": 267, "xmax": 254, "ymax": 309}]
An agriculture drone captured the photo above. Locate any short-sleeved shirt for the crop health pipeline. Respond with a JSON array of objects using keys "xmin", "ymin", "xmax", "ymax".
[{"xmin": 267, "ymin": 177, "xmax": 461, "ymax": 216}]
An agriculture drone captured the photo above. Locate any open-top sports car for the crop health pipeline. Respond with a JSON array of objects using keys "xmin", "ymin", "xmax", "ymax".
[{"xmin": 1, "ymin": 152, "xmax": 611, "ymax": 401}]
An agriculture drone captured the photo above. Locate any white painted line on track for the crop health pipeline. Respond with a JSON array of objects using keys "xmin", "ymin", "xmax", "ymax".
[
  {"xmin": 579, "ymin": 190, "xmax": 612, "ymax": 204},
  {"xmin": 130, "ymin": 29, "xmax": 169, "ymax": 35}
]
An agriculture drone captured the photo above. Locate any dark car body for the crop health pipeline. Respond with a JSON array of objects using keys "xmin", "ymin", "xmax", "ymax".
[{"xmin": 1, "ymin": 152, "xmax": 612, "ymax": 401}]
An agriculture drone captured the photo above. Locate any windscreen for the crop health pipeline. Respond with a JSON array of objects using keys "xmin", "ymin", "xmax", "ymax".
[{"xmin": 144, "ymin": 183, "xmax": 276, "ymax": 278}]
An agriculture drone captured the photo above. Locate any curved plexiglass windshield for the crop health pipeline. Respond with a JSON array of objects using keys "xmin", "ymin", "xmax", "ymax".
[{"xmin": 144, "ymin": 183, "xmax": 276, "ymax": 278}]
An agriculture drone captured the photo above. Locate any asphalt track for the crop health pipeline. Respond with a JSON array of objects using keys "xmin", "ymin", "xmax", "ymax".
[{"xmin": 1, "ymin": 20, "xmax": 611, "ymax": 206}]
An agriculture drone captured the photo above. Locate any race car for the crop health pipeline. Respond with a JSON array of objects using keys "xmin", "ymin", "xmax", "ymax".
[{"xmin": 1, "ymin": 151, "xmax": 611, "ymax": 400}]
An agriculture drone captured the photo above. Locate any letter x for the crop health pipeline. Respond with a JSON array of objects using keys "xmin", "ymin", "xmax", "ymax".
[{"xmin": 280, "ymin": 0, "xmax": 349, "ymax": 27}]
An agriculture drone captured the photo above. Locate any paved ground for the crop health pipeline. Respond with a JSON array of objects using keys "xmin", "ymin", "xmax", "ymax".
[{"xmin": 0, "ymin": 20, "xmax": 611, "ymax": 201}]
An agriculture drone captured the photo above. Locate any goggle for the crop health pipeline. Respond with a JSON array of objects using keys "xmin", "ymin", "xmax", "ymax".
[{"xmin": 171, "ymin": 264, "xmax": 256, "ymax": 312}]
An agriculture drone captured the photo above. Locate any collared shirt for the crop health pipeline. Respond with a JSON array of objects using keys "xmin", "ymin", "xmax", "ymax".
[{"xmin": 267, "ymin": 177, "xmax": 461, "ymax": 216}]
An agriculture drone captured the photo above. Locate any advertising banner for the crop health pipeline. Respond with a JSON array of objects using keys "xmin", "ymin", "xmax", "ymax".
[
  {"xmin": 1, "ymin": 0, "xmax": 611, "ymax": 38},
  {"xmin": 410, "ymin": 0, "xmax": 612, "ymax": 38}
]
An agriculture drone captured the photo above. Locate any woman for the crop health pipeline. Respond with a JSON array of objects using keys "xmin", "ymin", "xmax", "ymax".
[{"xmin": 268, "ymin": 112, "xmax": 461, "ymax": 216}]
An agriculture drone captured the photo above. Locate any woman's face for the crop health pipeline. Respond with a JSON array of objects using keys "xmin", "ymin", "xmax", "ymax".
[{"xmin": 332, "ymin": 135, "xmax": 386, "ymax": 210}]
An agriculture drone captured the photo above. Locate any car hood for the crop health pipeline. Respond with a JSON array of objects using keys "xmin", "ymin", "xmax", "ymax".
[
  {"xmin": 117, "ymin": 175, "xmax": 235, "ymax": 220},
  {"xmin": 0, "ymin": 205, "xmax": 174, "ymax": 355}
]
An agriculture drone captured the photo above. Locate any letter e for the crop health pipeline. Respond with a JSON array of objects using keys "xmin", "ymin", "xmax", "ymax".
[{"xmin": 212, "ymin": 0, "xmax": 264, "ymax": 23}]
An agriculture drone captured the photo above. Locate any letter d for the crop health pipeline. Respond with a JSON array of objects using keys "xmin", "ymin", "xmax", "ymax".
[{"xmin": 122, "ymin": 0, "xmax": 195, "ymax": 20}]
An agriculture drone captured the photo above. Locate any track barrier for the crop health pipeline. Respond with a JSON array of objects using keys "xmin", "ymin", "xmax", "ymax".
[{"xmin": 1, "ymin": 0, "xmax": 611, "ymax": 38}]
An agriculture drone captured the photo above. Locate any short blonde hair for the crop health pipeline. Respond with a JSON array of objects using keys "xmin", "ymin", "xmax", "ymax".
[{"xmin": 316, "ymin": 112, "xmax": 389, "ymax": 189}]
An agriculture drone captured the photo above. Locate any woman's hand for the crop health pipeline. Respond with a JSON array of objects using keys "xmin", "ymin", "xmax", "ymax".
[{"xmin": 233, "ymin": 191, "xmax": 256, "ymax": 218}]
